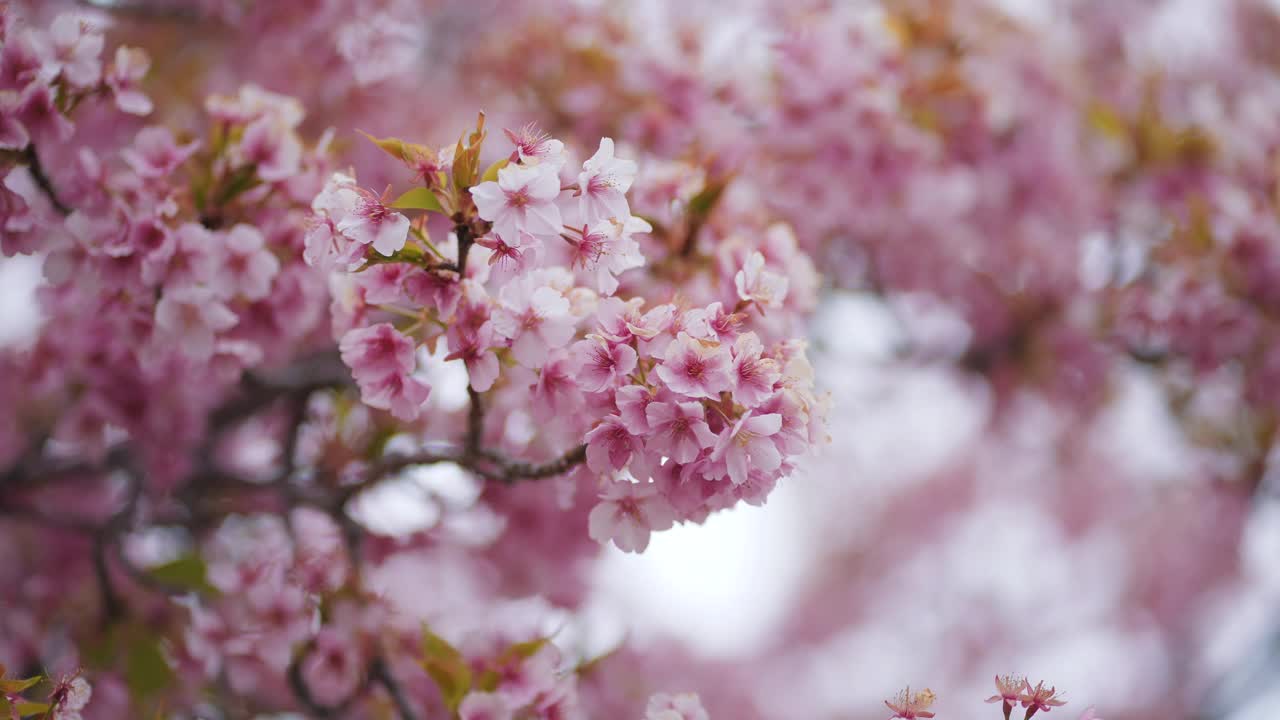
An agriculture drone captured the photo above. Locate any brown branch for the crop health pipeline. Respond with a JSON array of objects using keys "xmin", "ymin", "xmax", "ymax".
[
  {"xmin": 465, "ymin": 386, "xmax": 484, "ymax": 459},
  {"xmin": 93, "ymin": 530, "xmax": 123, "ymax": 625},
  {"xmin": 454, "ymin": 222, "xmax": 475, "ymax": 276},
  {"xmin": 370, "ymin": 656, "xmax": 419, "ymax": 720},
  {"xmin": 210, "ymin": 351, "xmax": 351, "ymax": 430},
  {"xmin": 479, "ymin": 443, "xmax": 588, "ymax": 483},
  {"xmin": 23, "ymin": 145, "xmax": 70, "ymax": 216}
]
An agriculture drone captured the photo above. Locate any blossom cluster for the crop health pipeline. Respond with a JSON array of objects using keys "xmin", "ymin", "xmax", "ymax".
[
  {"xmin": 306, "ymin": 119, "xmax": 825, "ymax": 553},
  {"xmin": 0, "ymin": 10, "xmax": 149, "ymax": 256},
  {"xmin": 0, "ymin": 6, "xmax": 825, "ymax": 718},
  {"xmin": 883, "ymin": 678, "xmax": 1099, "ymax": 720}
]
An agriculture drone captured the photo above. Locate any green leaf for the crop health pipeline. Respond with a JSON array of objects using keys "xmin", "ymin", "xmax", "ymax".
[
  {"xmin": 214, "ymin": 164, "xmax": 261, "ymax": 206},
  {"xmin": 505, "ymin": 637, "xmax": 549, "ymax": 662},
  {"xmin": 15, "ymin": 701, "xmax": 49, "ymax": 717},
  {"xmin": 125, "ymin": 634, "xmax": 175, "ymax": 703},
  {"xmin": 477, "ymin": 636, "xmax": 551, "ymax": 692},
  {"xmin": 420, "ymin": 626, "xmax": 471, "ymax": 712},
  {"xmin": 686, "ymin": 178, "xmax": 728, "ymax": 219},
  {"xmin": 452, "ymin": 112, "xmax": 487, "ymax": 191},
  {"xmin": 480, "ymin": 157, "xmax": 508, "ymax": 183},
  {"xmin": 0, "ymin": 676, "xmax": 41, "ymax": 693},
  {"xmin": 358, "ymin": 131, "xmax": 434, "ymax": 167},
  {"xmin": 391, "ymin": 187, "xmax": 443, "ymax": 213},
  {"xmin": 146, "ymin": 554, "xmax": 218, "ymax": 595}
]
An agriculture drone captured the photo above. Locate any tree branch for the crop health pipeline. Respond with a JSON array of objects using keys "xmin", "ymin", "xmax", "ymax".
[
  {"xmin": 93, "ymin": 530, "xmax": 123, "ymax": 625},
  {"xmin": 370, "ymin": 656, "xmax": 419, "ymax": 720},
  {"xmin": 479, "ymin": 443, "xmax": 588, "ymax": 483},
  {"xmin": 465, "ymin": 386, "xmax": 484, "ymax": 460},
  {"xmin": 23, "ymin": 145, "xmax": 70, "ymax": 216}
]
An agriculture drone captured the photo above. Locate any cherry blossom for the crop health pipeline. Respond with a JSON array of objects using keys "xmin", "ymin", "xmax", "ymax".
[
  {"xmin": 571, "ymin": 335, "xmax": 638, "ymax": 393},
  {"xmin": 645, "ymin": 692, "xmax": 710, "ymax": 720},
  {"xmin": 587, "ymin": 480, "xmax": 677, "ymax": 553},
  {"xmin": 213, "ymin": 224, "xmax": 280, "ymax": 300},
  {"xmin": 121, "ymin": 126, "xmax": 200, "ymax": 179},
  {"xmin": 885, "ymin": 687, "xmax": 937, "ymax": 720},
  {"xmin": 577, "ymin": 137, "xmax": 637, "ymax": 224},
  {"xmin": 470, "ymin": 162, "xmax": 562, "ymax": 240},
  {"xmin": 490, "ymin": 277, "xmax": 576, "ymax": 368},
  {"xmin": 656, "ymin": 332, "xmax": 732, "ymax": 399},
  {"xmin": 105, "ymin": 45, "xmax": 152, "ymax": 115},
  {"xmin": 645, "ymin": 400, "xmax": 716, "ymax": 465},
  {"xmin": 154, "ymin": 286, "xmax": 238, "ymax": 358},
  {"xmin": 335, "ymin": 188, "xmax": 410, "ymax": 256},
  {"xmin": 709, "ymin": 411, "xmax": 782, "ymax": 486},
  {"xmin": 38, "ymin": 14, "xmax": 103, "ymax": 89}
]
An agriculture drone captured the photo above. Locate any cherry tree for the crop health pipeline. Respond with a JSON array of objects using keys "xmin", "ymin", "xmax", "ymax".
[{"xmin": 3, "ymin": 0, "xmax": 1278, "ymax": 719}]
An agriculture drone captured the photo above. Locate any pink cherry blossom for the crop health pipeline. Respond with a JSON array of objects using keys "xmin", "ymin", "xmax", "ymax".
[
  {"xmin": 155, "ymin": 286, "xmax": 239, "ymax": 359},
  {"xmin": 570, "ymin": 336, "xmax": 638, "ymax": 393},
  {"xmin": 142, "ymin": 222, "xmax": 219, "ymax": 290},
  {"xmin": 339, "ymin": 322, "xmax": 416, "ymax": 384},
  {"xmin": 470, "ymin": 162, "xmax": 562, "ymax": 240},
  {"xmin": 577, "ymin": 137, "xmax": 637, "ymax": 224},
  {"xmin": 656, "ymin": 332, "xmax": 732, "ymax": 399},
  {"xmin": 39, "ymin": 14, "xmax": 103, "ymax": 89},
  {"xmin": 335, "ymin": 188, "xmax": 410, "ymax": 257},
  {"xmin": 213, "ymin": 224, "xmax": 280, "ymax": 300},
  {"xmin": 234, "ymin": 115, "xmax": 303, "ymax": 182},
  {"xmin": 614, "ymin": 384, "xmax": 655, "ymax": 434},
  {"xmin": 734, "ymin": 251, "xmax": 788, "ymax": 309},
  {"xmin": 49, "ymin": 674, "xmax": 92, "ymax": 720},
  {"xmin": 585, "ymin": 414, "xmax": 645, "ymax": 476},
  {"xmin": 710, "ymin": 411, "xmax": 782, "ymax": 486},
  {"xmin": 0, "ymin": 92, "xmax": 29, "ymax": 150},
  {"xmin": 645, "ymin": 400, "xmax": 716, "ymax": 464},
  {"xmin": 16, "ymin": 82, "xmax": 72, "ymax": 146},
  {"xmin": 358, "ymin": 368, "xmax": 431, "ymax": 420},
  {"xmin": 885, "ymin": 687, "xmax": 937, "ymax": 719},
  {"xmin": 121, "ymin": 126, "xmax": 200, "ymax": 179},
  {"xmin": 1021, "ymin": 681, "xmax": 1068, "ymax": 715},
  {"xmin": 530, "ymin": 351, "xmax": 585, "ymax": 421},
  {"xmin": 587, "ymin": 480, "xmax": 676, "ymax": 553},
  {"xmin": 570, "ymin": 216, "xmax": 649, "ymax": 295},
  {"xmin": 505, "ymin": 123, "xmax": 565, "ymax": 168},
  {"xmin": 105, "ymin": 45, "xmax": 152, "ymax": 115},
  {"xmin": 645, "ymin": 692, "xmax": 709, "ymax": 720},
  {"xmin": 299, "ymin": 628, "xmax": 364, "ymax": 708},
  {"xmin": 446, "ymin": 320, "xmax": 501, "ymax": 392},
  {"xmin": 1, "ymin": 165, "xmax": 53, "ymax": 254},
  {"xmin": 730, "ymin": 332, "xmax": 781, "ymax": 408},
  {"xmin": 476, "ymin": 230, "xmax": 541, "ymax": 284},
  {"xmin": 335, "ymin": 11, "xmax": 421, "ymax": 87},
  {"xmin": 403, "ymin": 267, "xmax": 462, "ymax": 318},
  {"xmin": 491, "ymin": 280, "xmax": 576, "ymax": 368},
  {"xmin": 460, "ymin": 691, "xmax": 515, "ymax": 720}
]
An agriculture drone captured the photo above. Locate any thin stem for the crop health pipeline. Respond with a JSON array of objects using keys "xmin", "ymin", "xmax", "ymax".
[
  {"xmin": 23, "ymin": 145, "xmax": 71, "ymax": 216},
  {"xmin": 465, "ymin": 386, "xmax": 484, "ymax": 459},
  {"xmin": 93, "ymin": 531, "xmax": 123, "ymax": 625},
  {"xmin": 480, "ymin": 444, "xmax": 588, "ymax": 483},
  {"xmin": 455, "ymin": 222, "xmax": 474, "ymax": 276},
  {"xmin": 370, "ymin": 656, "xmax": 419, "ymax": 720},
  {"xmin": 410, "ymin": 225, "xmax": 447, "ymax": 261}
]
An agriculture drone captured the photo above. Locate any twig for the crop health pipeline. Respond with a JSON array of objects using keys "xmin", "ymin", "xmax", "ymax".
[
  {"xmin": 23, "ymin": 145, "xmax": 71, "ymax": 216},
  {"xmin": 93, "ymin": 531, "xmax": 123, "ymax": 625},
  {"xmin": 370, "ymin": 656, "xmax": 420, "ymax": 720},
  {"xmin": 454, "ymin": 222, "xmax": 475, "ymax": 276},
  {"xmin": 481, "ymin": 443, "xmax": 587, "ymax": 483},
  {"xmin": 465, "ymin": 386, "xmax": 484, "ymax": 459}
]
